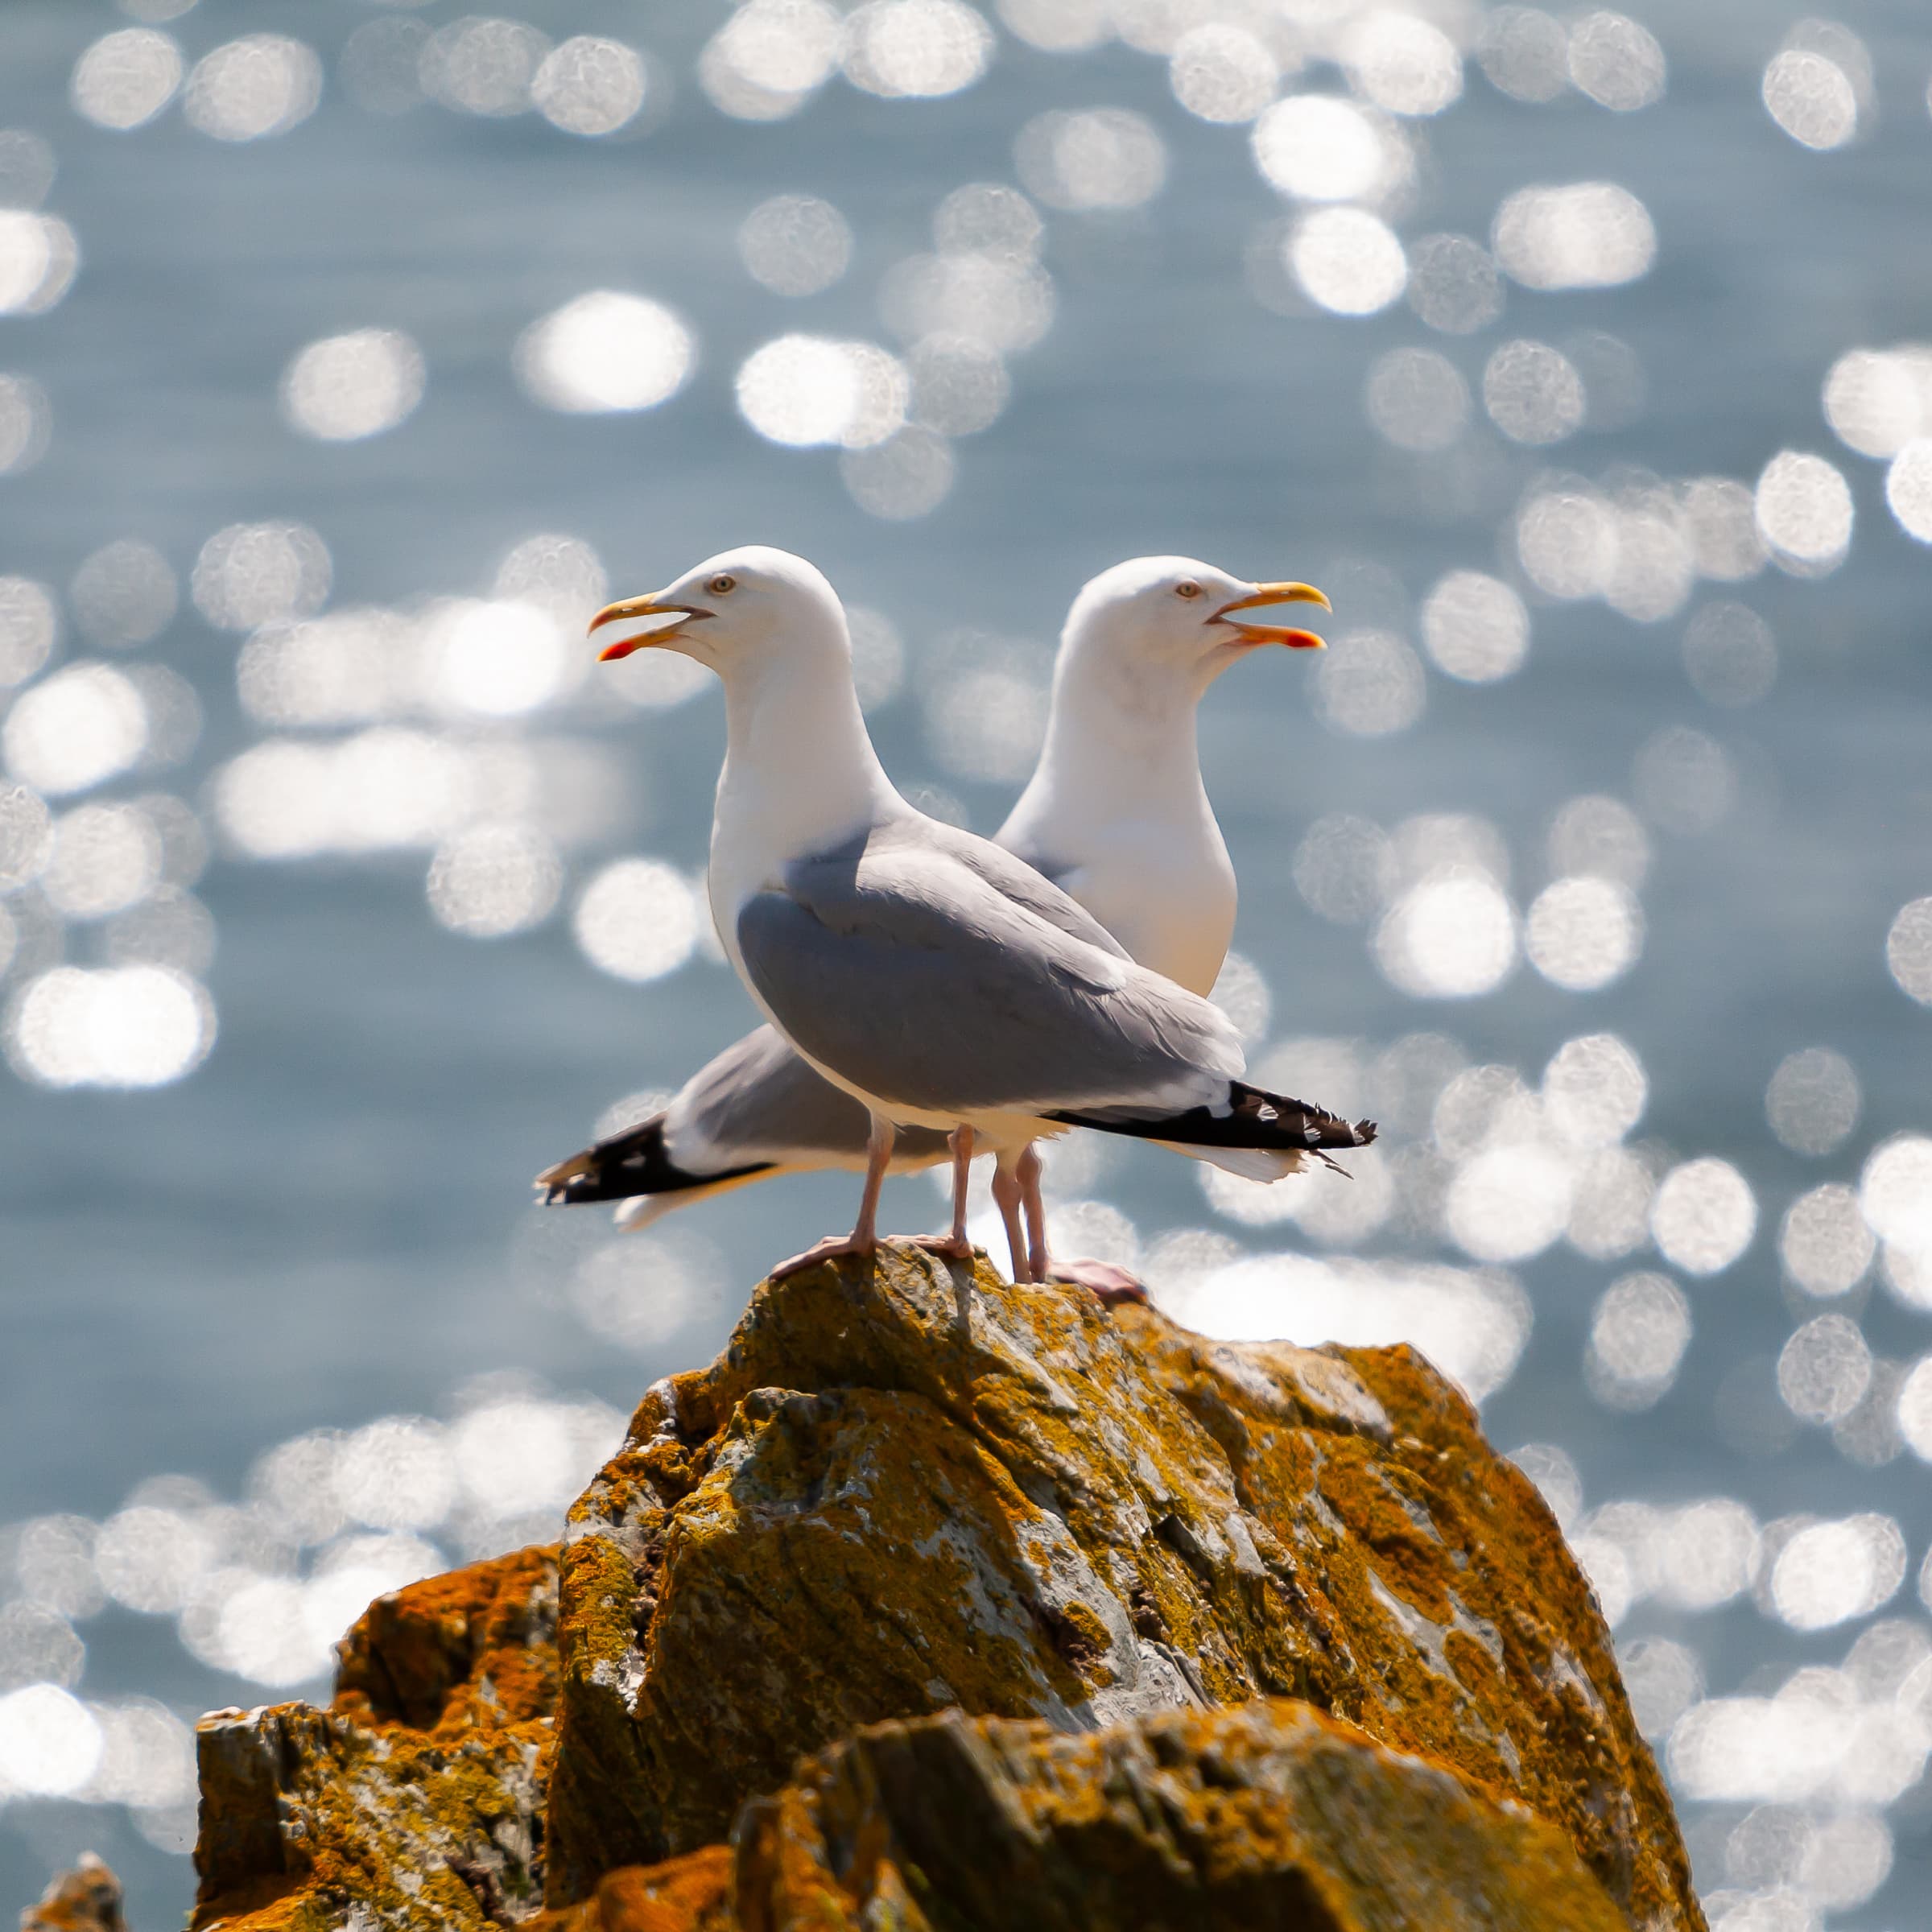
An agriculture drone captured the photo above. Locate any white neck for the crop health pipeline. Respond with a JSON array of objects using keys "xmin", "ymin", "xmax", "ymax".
[
  {"xmin": 1003, "ymin": 642, "xmax": 1223, "ymax": 862},
  {"xmin": 997, "ymin": 643, "xmax": 1236, "ymax": 995},
  {"xmin": 708, "ymin": 637, "xmax": 903, "ymax": 943}
]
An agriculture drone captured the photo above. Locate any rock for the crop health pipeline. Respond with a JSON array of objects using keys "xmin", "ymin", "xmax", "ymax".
[
  {"xmin": 192, "ymin": 1543, "xmax": 562, "ymax": 1930},
  {"xmin": 19, "ymin": 1856, "xmax": 124, "ymax": 1932},
  {"xmin": 180, "ymin": 1247, "xmax": 1702, "ymax": 1932},
  {"xmin": 526, "ymin": 1701, "xmax": 1627, "ymax": 1932},
  {"xmin": 546, "ymin": 1250, "xmax": 1699, "ymax": 1930},
  {"xmin": 743, "ymin": 1696, "xmax": 1630, "ymax": 1931},
  {"xmin": 524, "ymin": 1850, "xmax": 735, "ymax": 1932}
]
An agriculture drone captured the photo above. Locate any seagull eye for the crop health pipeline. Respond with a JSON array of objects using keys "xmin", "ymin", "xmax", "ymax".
[
  {"xmin": 1175, "ymin": 580, "xmax": 1202, "ymax": 599},
  {"xmin": 708, "ymin": 573, "xmax": 737, "ymax": 596}
]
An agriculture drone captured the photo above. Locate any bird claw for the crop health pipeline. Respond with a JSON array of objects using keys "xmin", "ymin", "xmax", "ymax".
[
  {"xmin": 769, "ymin": 1234, "xmax": 877, "ymax": 1280},
  {"xmin": 1048, "ymin": 1257, "xmax": 1151, "ymax": 1307},
  {"xmin": 906, "ymin": 1233, "xmax": 977, "ymax": 1265}
]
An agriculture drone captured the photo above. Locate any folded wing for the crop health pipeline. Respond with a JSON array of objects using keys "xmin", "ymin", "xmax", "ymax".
[{"xmin": 735, "ymin": 819, "xmax": 1242, "ymax": 1121}]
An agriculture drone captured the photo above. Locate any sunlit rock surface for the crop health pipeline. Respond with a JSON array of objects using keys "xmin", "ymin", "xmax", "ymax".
[
  {"xmin": 192, "ymin": 1544, "xmax": 560, "ymax": 1930},
  {"xmin": 535, "ymin": 1701, "xmax": 1629, "ymax": 1932},
  {"xmin": 187, "ymin": 1249, "xmax": 1700, "ymax": 1931}
]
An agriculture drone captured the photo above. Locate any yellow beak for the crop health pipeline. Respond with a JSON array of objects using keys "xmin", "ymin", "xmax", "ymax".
[
  {"xmin": 1212, "ymin": 580, "xmax": 1331, "ymax": 650},
  {"xmin": 589, "ymin": 593, "xmax": 708, "ymax": 662}
]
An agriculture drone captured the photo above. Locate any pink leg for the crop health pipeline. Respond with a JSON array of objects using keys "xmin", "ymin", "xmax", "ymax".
[
  {"xmin": 909, "ymin": 1125, "xmax": 977, "ymax": 1265},
  {"xmin": 1018, "ymin": 1146, "xmax": 1050, "ymax": 1284},
  {"xmin": 1021, "ymin": 1142, "xmax": 1151, "ymax": 1308},
  {"xmin": 991, "ymin": 1155, "xmax": 1031, "ymax": 1284},
  {"xmin": 770, "ymin": 1113, "xmax": 898, "ymax": 1279}
]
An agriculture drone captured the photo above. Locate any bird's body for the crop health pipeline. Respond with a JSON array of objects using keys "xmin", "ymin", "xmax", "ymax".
[
  {"xmin": 538, "ymin": 556, "xmax": 1304, "ymax": 1254},
  {"xmin": 553, "ymin": 547, "xmax": 1371, "ymax": 1282}
]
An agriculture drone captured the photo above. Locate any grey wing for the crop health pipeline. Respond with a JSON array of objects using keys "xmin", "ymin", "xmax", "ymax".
[
  {"xmin": 665, "ymin": 1025, "xmax": 882, "ymax": 1166},
  {"xmin": 914, "ymin": 817, "xmax": 1128, "ymax": 960},
  {"xmin": 735, "ymin": 834, "xmax": 1241, "ymax": 1118}
]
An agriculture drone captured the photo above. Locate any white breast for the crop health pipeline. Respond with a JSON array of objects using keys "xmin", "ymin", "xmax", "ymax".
[{"xmin": 1046, "ymin": 820, "xmax": 1236, "ymax": 997}]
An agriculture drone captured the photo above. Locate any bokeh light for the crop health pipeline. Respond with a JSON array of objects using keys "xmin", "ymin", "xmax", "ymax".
[
  {"xmin": 700, "ymin": 0, "xmax": 841, "ymax": 121},
  {"xmin": 1755, "ymin": 450, "xmax": 1854, "ymax": 573},
  {"xmin": 1650, "ymin": 1158, "xmax": 1756, "ymax": 1275},
  {"xmin": 5, "ymin": 965, "xmax": 215, "ymax": 1090},
  {"xmin": 1492, "ymin": 182, "xmax": 1656, "ymax": 290},
  {"xmin": 70, "ymin": 29, "xmax": 183, "ymax": 131},
  {"xmin": 0, "ymin": 370, "xmax": 48, "ymax": 476},
  {"xmin": 1477, "ymin": 9, "xmax": 1571, "ymax": 105},
  {"xmin": 516, "ymin": 292, "xmax": 696, "ymax": 415},
  {"xmin": 1289, "ymin": 208, "xmax": 1408, "ymax": 316},
  {"xmin": 280, "ymin": 329, "xmax": 426, "ymax": 442},
  {"xmin": 843, "ymin": 0, "xmax": 993, "ymax": 101},
  {"xmin": 192, "ymin": 522, "xmax": 330, "ymax": 632},
  {"xmin": 1015, "ymin": 108, "xmax": 1166, "ymax": 212},
  {"xmin": 68, "ymin": 541, "xmax": 176, "ymax": 650},
  {"xmin": 1376, "ymin": 873, "xmax": 1516, "ymax": 1001},
  {"xmin": 419, "ymin": 18, "xmax": 549, "ymax": 118},
  {"xmin": 1763, "ymin": 46, "xmax": 1860, "ymax": 151},
  {"xmin": 427, "ymin": 824, "xmax": 563, "ymax": 939},
  {"xmin": 1419, "ymin": 571, "xmax": 1529, "ymax": 682},
  {"xmin": 1888, "ymin": 898, "xmax": 1932, "ymax": 1005},
  {"xmin": 572, "ymin": 858, "xmax": 701, "ymax": 983},
  {"xmin": 1252, "ymin": 96, "xmax": 1410, "ymax": 208},
  {"xmin": 1567, "ymin": 13, "xmax": 1666, "ymax": 113},
  {"xmin": 2, "ymin": 663, "xmax": 147, "ymax": 797},
  {"xmin": 1765, "ymin": 1046, "xmax": 1861, "ymax": 1157},
  {"xmin": 1525, "ymin": 877, "xmax": 1644, "ymax": 992},
  {"xmin": 1587, "ymin": 1272, "xmax": 1690, "ymax": 1410},
  {"xmin": 736, "ymin": 335, "xmax": 908, "ymax": 449},
  {"xmin": 1364, "ymin": 349, "xmax": 1469, "ymax": 455},
  {"xmin": 1168, "ymin": 25, "xmax": 1277, "ymax": 126},
  {"xmin": 1341, "ymin": 12, "xmax": 1461, "ymax": 119},
  {"xmin": 1313, "ymin": 629, "xmax": 1425, "ymax": 736},
  {"xmin": 1483, "ymin": 339, "xmax": 1586, "ymax": 446},
  {"xmin": 1682, "ymin": 601, "xmax": 1776, "ymax": 708},
  {"xmin": 183, "ymin": 35, "xmax": 322, "ymax": 142},
  {"xmin": 1781, "ymin": 1185, "xmax": 1875, "ymax": 1299},
  {"xmin": 530, "ymin": 37, "xmax": 647, "ymax": 137},
  {"xmin": 737, "ymin": 195, "xmax": 853, "ymax": 297}
]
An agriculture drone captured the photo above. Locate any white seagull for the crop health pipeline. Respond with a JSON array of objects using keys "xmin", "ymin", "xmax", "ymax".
[
  {"xmin": 538, "ymin": 553, "xmax": 1331, "ymax": 1296},
  {"xmin": 548, "ymin": 546, "xmax": 1373, "ymax": 1284}
]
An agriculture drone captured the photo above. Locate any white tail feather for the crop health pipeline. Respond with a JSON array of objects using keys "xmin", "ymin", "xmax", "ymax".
[{"xmin": 1150, "ymin": 1138, "xmax": 1305, "ymax": 1183}]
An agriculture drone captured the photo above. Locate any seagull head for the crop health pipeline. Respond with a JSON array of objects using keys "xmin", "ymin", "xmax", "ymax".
[
  {"xmin": 1063, "ymin": 556, "xmax": 1329, "ymax": 698},
  {"xmin": 589, "ymin": 545, "xmax": 844, "ymax": 673}
]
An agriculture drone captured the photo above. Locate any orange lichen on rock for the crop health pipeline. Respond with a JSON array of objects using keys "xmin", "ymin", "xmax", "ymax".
[
  {"xmin": 544, "ymin": 1249, "xmax": 1700, "ymax": 1929},
  {"xmin": 192, "ymin": 1545, "xmax": 563, "ymax": 1932},
  {"xmin": 332, "ymin": 1541, "xmax": 561, "ymax": 1733},
  {"xmin": 19, "ymin": 1854, "xmax": 126, "ymax": 1932},
  {"xmin": 522, "ymin": 1848, "xmax": 735, "ymax": 1932}
]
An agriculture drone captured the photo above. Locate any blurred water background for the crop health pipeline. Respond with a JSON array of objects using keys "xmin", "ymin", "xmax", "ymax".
[{"xmin": 2, "ymin": 0, "xmax": 1931, "ymax": 1923}]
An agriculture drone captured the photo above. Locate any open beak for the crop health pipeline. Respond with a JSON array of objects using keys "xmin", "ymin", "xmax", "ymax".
[
  {"xmin": 589, "ymin": 593, "xmax": 711, "ymax": 662},
  {"xmin": 1212, "ymin": 580, "xmax": 1331, "ymax": 650}
]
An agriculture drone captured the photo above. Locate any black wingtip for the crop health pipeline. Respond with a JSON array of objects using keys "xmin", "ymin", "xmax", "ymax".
[
  {"xmin": 536, "ymin": 1111, "xmax": 778, "ymax": 1206},
  {"xmin": 1046, "ymin": 1082, "xmax": 1373, "ymax": 1161}
]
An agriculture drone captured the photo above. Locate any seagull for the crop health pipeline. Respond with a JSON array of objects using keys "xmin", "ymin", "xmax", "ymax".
[
  {"xmin": 554, "ymin": 546, "xmax": 1372, "ymax": 1284},
  {"xmin": 537, "ymin": 554, "xmax": 1331, "ymax": 1298}
]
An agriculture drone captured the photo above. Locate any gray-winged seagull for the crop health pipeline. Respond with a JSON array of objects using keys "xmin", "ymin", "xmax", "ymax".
[
  {"xmin": 537, "ymin": 554, "xmax": 1333, "ymax": 1298},
  {"xmin": 571, "ymin": 546, "xmax": 1372, "ymax": 1282}
]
